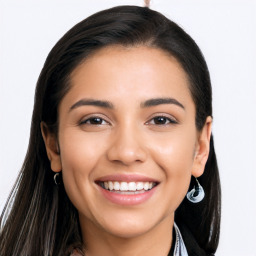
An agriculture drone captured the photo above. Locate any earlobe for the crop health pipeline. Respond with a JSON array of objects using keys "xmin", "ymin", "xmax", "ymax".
[
  {"xmin": 40, "ymin": 122, "xmax": 62, "ymax": 173},
  {"xmin": 192, "ymin": 116, "xmax": 212, "ymax": 177}
]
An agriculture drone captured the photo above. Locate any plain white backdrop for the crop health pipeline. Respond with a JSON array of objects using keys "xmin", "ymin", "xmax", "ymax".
[{"xmin": 0, "ymin": 0, "xmax": 255, "ymax": 255}]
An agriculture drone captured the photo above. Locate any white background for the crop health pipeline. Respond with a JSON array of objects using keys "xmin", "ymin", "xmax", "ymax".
[{"xmin": 0, "ymin": 0, "xmax": 255, "ymax": 255}]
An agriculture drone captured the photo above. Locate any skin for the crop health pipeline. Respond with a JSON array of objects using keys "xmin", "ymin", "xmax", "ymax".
[{"xmin": 42, "ymin": 45, "xmax": 212, "ymax": 256}]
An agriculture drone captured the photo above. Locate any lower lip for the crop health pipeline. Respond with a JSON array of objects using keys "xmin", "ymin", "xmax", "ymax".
[{"xmin": 98, "ymin": 185, "xmax": 157, "ymax": 206}]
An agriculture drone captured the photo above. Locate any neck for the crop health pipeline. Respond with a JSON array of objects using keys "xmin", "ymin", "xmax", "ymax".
[{"xmin": 80, "ymin": 214, "xmax": 174, "ymax": 256}]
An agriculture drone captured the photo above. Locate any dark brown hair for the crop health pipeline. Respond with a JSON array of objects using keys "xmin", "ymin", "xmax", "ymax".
[{"xmin": 0, "ymin": 5, "xmax": 221, "ymax": 256}]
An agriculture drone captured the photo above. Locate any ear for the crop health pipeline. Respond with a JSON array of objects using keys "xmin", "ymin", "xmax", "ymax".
[
  {"xmin": 40, "ymin": 122, "xmax": 62, "ymax": 173},
  {"xmin": 192, "ymin": 116, "xmax": 212, "ymax": 178}
]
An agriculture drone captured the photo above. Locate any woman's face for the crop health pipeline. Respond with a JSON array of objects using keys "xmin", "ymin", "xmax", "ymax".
[{"xmin": 44, "ymin": 45, "xmax": 211, "ymax": 240}]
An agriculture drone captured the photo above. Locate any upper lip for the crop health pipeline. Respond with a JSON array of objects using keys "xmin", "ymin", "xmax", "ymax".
[{"xmin": 95, "ymin": 174, "xmax": 159, "ymax": 183}]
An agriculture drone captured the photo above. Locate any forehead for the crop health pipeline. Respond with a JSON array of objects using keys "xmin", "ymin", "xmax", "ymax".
[
  {"xmin": 61, "ymin": 45, "xmax": 194, "ymax": 111},
  {"xmin": 71, "ymin": 45, "xmax": 188, "ymax": 83}
]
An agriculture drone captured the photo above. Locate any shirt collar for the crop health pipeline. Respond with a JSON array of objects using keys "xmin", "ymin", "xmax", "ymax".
[{"xmin": 173, "ymin": 222, "xmax": 188, "ymax": 256}]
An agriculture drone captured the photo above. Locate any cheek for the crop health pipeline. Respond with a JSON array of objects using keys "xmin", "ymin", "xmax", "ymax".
[
  {"xmin": 58, "ymin": 130, "xmax": 106, "ymax": 210},
  {"xmin": 150, "ymin": 128, "xmax": 196, "ymax": 173},
  {"xmin": 59, "ymin": 129, "xmax": 106, "ymax": 173},
  {"xmin": 148, "ymin": 129, "xmax": 196, "ymax": 209}
]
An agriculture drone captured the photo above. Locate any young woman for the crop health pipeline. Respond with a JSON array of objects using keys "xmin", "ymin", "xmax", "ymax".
[{"xmin": 0, "ymin": 5, "xmax": 221, "ymax": 256}]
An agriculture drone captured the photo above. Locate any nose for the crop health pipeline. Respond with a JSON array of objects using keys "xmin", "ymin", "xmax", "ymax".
[{"xmin": 106, "ymin": 125, "xmax": 147, "ymax": 165}]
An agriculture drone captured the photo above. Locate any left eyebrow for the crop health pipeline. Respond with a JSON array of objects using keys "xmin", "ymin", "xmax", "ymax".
[
  {"xmin": 140, "ymin": 97, "xmax": 185, "ymax": 110},
  {"xmin": 69, "ymin": 98, "xmax": 114, "ymax": 112}
]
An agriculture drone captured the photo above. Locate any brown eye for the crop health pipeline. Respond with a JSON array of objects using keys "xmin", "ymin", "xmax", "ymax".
[
  {"xmin": 80, "ymin": 117, "xmax": 108, "ymax": 125},
  {"xmin": 147, "ymin": 116, "xmax": 177, "ymax": 125},
  {"xmin": 153, "ymin": 116, "xmax": 169, "ymax": 125}
]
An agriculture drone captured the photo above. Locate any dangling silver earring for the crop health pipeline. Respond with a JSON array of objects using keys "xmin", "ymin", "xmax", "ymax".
[
  {"xmin": 186, "ymin": 178, "xmax": 205, "ymax": 203},
  {"xmin": 54, "ymin": 173, "xmax": 61, "ymax": 185}
]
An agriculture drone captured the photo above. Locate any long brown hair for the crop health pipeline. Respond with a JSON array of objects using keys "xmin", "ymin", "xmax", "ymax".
[{"xmin": 0, "ymin": 5, "xmax": 221, "ymax": 255}]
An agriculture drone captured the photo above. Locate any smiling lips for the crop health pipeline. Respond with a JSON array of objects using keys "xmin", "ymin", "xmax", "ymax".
[{"xmin": 96, "ymin": 175, "xmax": 159, "ymax": 205}]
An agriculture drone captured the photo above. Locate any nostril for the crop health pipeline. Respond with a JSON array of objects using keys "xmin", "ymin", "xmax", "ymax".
[{"xmin": 107, "ymin": 145, "xmax": 147, "ymax": 165}]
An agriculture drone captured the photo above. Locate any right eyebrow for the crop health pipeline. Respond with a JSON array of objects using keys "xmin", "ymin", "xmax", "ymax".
[
  {"xmin": 69, "ymin": 98, "xmax": 114, "ymax": 112},
  {"xmin": 140, "ymin": 97, "xmax": 185, "ymax": 110}
]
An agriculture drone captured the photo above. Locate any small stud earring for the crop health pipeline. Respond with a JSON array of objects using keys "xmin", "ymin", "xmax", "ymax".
[
  {"xmin": 54, "ymin": 173, "xmax": 61, "ymax": 185},
  {"xmin": 186, "ymin": 178, "xmax": 205, "ymax": 203}
]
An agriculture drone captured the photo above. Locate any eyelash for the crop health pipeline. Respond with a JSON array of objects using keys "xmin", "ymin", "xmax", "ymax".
[
  {"xmin": 79, "ymin": 116, "xmax": 109, "ymax": 126},
  {"xmin": 79, "ymin": 115, "xmax": 177, "ymax": 126},
  {"xmin": 146, "ymin": 115, "xmax": 178, "ymax": 125}
]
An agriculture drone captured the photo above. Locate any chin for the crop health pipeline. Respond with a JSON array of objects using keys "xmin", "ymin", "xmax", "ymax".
[
  {"xmin": 103, "ymin": 223, "xmax": 153, "ymax": 239},
  {"xmin": 97, "ymin": 210, "xmax": 169, "ymax": 239}
]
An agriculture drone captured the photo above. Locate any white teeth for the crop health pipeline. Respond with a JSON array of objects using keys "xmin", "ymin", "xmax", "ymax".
[
  {"xmin": 104, "ymin": 181, "xmax": 109, "ymax": 190},
  {"xmin": 120, "ymin": 182, "xmax": 128, "ymax": 191},
  {"xmin": 114, "ymin": 181, "xmax": 120, "ymax": 190},
  {"xmin": 143, "ymin": 182, "xmax": 149, "ymax": 190},
  {"xmin": 109, "ymin": 181, "xmax": 114, "ymax": 191},
  {"xmin": 136, "ymin": 182, "xmax": 144, "ymax": 190},
  {"xmin": 128, "ymin": 182, "xmax": 136, "ymax": 191},
  {"xmin": 101, "ymin": 181, "xmax": 155, "ymax": 191}
]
